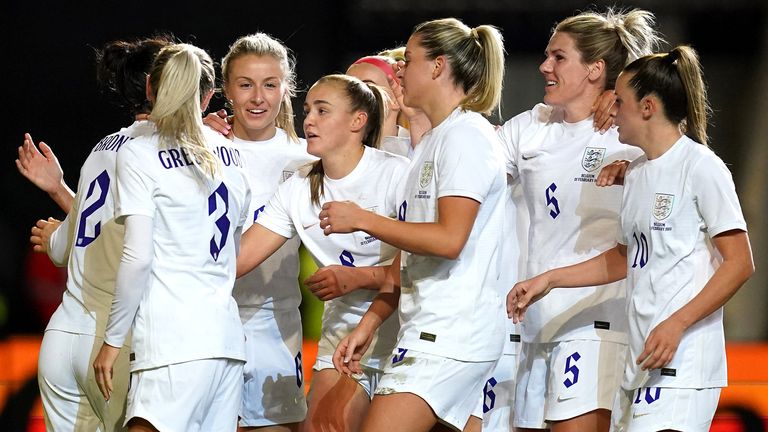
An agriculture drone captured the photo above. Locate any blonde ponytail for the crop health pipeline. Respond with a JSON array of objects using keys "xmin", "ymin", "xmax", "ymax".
[{"xmin": 149, "ymin": 44, "xmax": 219, "ymax": 176}]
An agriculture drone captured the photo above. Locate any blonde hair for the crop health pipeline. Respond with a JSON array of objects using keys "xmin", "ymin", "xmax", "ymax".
[
  {"xmin": 412, "ymin": 18, "xmax": 505, "ymax": 116},
  {"xmin": 555, "ymin": 8, "xmax": 663, "ymax": 89},
  {"xmin": 307, "ymin": 75, "xmax": 389, "ymax": 206},
  {"xmin": 624, "ymin": 46, "xmax": 711, "ymax": 145},
  {"xmin": 378, "ymin": 46, "xmax": 406, "ymax": 62},
  {"xmin": 222, "ymin": 33, "xmax": 299, "ymax": 143},
  {"xmin": 149, "ymin": 43, "xmax": 219, "ymax": 177}
]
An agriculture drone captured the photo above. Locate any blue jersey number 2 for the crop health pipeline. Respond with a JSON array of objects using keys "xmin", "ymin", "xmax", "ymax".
[{"xmin": 76, "ymin": 170, "xmax": 110, "ymax": 248}]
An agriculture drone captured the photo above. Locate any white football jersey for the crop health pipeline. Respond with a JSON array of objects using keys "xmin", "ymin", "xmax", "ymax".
[
  {"xmin": 47, "ymin": 120, "xmax": 155, "ymax": 339},
  {"xmin": 499, "ymin": 104, "xmax": 643, "ymax": 343},
  {"xmin": 229, "ymin": 129, "xmax": 316, "ymax": 311},
  {"xmin": 619, "ymin": 136, "xmax": 746, "ymax": 390},
  {"xmin": 397, "ymin": 108, "xmax": 507, "ymax": 362},
  {"xmin": 114, "ymin": 128, "xmax": 251, "ymax": 371},
  {"xmin": 258, "ymin": 146, "xmax": 409, "ymax": 370},
  {"xmin": 380, "ymin": 125, "xmax": 413, "ymax": 158}
]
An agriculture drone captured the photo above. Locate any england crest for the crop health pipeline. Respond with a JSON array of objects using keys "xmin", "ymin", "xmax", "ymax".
[
  {"xmin": 581, "ymin": 147, "xmax": 606, "ymax": 172},
  {"xmin": 419, "ymin": 161, "xmax": 434, "ymax": 189},
  {"xmin": 652, "ymin": 193, "xmax": 674, "ymax": 220},
  {"xmin": 281, "ymin": 170, "xmax": 294, "ymax": 183}
]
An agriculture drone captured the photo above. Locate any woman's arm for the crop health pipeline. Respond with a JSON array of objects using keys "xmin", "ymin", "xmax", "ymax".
[
  {"xmin": 637, "ymin": 229, "xmax": 754, "ymax": 370},
  {"xmin": 236, "ymin": 223, "xmax": 289, "ymax": 278},
  {"xmin": 320, "ymin": 195, "xmax": 479, "ymax": 259},
  {"xmin": 16, "ymin": 134, "xmax": 75, "ymax": 213},
  {"xmin": 305, "ymin": 264, "xmax": 392, "ymax": 301},
  {"xmin": 94, "ymin": 214, "xmax": 154, "ymax": 400},
  {"xmin": 332, "ymin": 253, "xmax": 401, "ymax": 374},
  {"xmin": 507, "ymin": 244, "xmax": 628, "ymax": 323}
]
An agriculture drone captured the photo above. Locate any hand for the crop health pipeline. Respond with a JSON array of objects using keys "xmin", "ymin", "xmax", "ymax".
[
  {"xmin": 636, "ymin": 317, "xmax": 685, "ymax": 371},
  {"xmin": 93, "ymin": 343, "xmax": 122, "ymax": 400},
  {"xmin": 596, "ymin": 159, "xmax": 630, "ymax": 187},
  {"xmin": 319, "ymin": 201, "xmax": 365, "ymax": 235},
  {"xmin": 305, "ymin": 265, "xmax": 356, "ymax": 301},
  {"xmin": 30, "ymin": 217, "xmax": 61, "ymax": 253},
  {"xmin": 591, "ymin": 90, "xmax": 617, "ymax": 133},
  {"xmin": 332, "ymin": 326, "xmax": 375, "ymax": 375},
  {"xmin": 203, "ymin": 109, "xmax": 233, "ymax": 137},
  {"xmin": 16, "ymin": 133, "xmax": 65, "ymax": 194},
  {"xmin": 506, "ymin": 274, "xmax": 552, "ymax": 323}
]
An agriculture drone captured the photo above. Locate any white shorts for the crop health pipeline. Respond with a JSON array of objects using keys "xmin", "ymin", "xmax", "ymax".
[
  {"xmin": 313, "ymin": 357, "xmax": 382, "ymax": 398},
  {"xmin": 611, "ymin": 386, "xmax": 720, "ymax": 432},
  {"xmin": 38, "ymin": 330, "xmax": 130, "ymax": 432},
  {"xmin": 472, "ymin": 353, "xmax": 518, "ymax": 431},
  {"xmin": 515, "ymin": 339, "xmax": 626, "ymax": 429},
  {"xmin": 239, "ymin": 307, "xmax": 306, "ymax": 427},
  {"xmin": 126, "ymin": 358, "xmax": 243, "ymax": 432},
  {"xmin": 375, "ymin": 348, "xmax": 495, "ymax": 431}
]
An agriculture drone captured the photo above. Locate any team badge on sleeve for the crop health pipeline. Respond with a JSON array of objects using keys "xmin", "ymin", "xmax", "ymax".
[
  {"xmin": 652, "ymin": 193, "xmax": 674, "ymax": 220},
  {"xmin": 419, "ymin": 161, "xmax": 434, "ymax": 188},
  {"xmin": 581, "ymin": 147, "xmax": 606, "ymax": 172},
  {"xmin": 281, "ymin": 170, "xmax": 295, "ymax": 183}
]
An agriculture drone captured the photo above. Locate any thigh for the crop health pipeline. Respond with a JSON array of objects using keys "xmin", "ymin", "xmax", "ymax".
[
  {"xmin": 545, "ymin": 340, "xmax": 625, "ymax": 423},
  {"xmin": 479, "ymin": 353, "xmax": 518, "ymax": 432},
  {"xmin": 240, "ymin": 308, "xmax": 306, "ymax": 427},
  {"xmin": 126, "ymin": 358, "xmax": 242, "ymax": 432},
  {"xmin": 38, "ymin": 330, "xmax": 101, "ymax": 432},
  {"xmin": 304, "ymin": 368, "xmax": 371, "ymax": 432},
  {"xmin": 375, "ymin": 348, "xmax": 494, "ymax": 432},
  {"xmin": 362, "ymin": 393, "xmax": 437, "ymax": 432},
  {"xmin": 73, "ymin": 333, "xmax": 130, "ymax": 432},
  {"xmin": 612, "ymin": 387, "xmax": 720, "ymax": 432}
]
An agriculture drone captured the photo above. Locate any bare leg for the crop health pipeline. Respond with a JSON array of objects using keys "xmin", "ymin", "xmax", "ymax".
[
  {"xmin": 361, "ymin": 393, "xmax": 438, "ymax": 432},
  {"xmin": 304, "ymin": 369, "xmax": 370, "ymax": 432},
  {"xmin": 550, "ymin": 409, "xmax": 610, "ymax": 432}
]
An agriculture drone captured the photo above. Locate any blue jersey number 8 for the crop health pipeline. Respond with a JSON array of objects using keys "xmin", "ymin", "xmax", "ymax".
[{"xmin": 76, "ymin": 170, "xmax": 110, "ymax": 248}]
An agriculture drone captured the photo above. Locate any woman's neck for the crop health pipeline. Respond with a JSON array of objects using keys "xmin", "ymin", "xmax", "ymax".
[
  {"xmin": 233, "ymin": 122, "xmax": 277, "ymax": 142},
  {"xmin": 641, "ymin": 122, "xmax": 683, "ymax": 160},
  {"xmin": 322, "ymin": 143, "xmax": 366, "ymax": 180}
]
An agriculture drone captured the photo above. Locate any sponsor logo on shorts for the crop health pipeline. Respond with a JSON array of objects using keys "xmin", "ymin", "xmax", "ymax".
[
  {"xmin": 660, "ymin": 368, "xmax": 677, "ymax": 377},
  {"xmin": 594, "ymin": 320, "xmax": 611, "ymax": 330},
  {"xmin": 419, "ymin": 332, "xmax": 437, "ymax": 342},
  {"xmin": 510, "ymin": 334, "xmax": 521, "ymax": 343}
]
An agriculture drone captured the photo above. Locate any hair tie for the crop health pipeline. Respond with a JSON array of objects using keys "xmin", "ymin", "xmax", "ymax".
[
  {"xmin": 470, "ymin": 28, "xmax": 479, "ymax": 39},
  {"xmin": 665, "ymin": 49, "xmax": 680, "ymax": 64},
  {"xmin": 352, "ymin": 56, "xmax": 399, "ymax": 84}
]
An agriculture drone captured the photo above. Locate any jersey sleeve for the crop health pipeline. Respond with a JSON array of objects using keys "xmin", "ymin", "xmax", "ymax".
[
  {"xmin": 257, "ymin": 175, "xmax": 298, "ymax": 239},
  {"xmin": 47, "ymin": 211, "xmax": 74, "ymax": 267},
  {"xmin": 690, "ymin": 153, "xmax": 747, "ymax": 237},
  {"xmin": 497, "ymin": 109, "xmax": 534, "ymax": 179},
  {"xmin": 115, "ymin": 144, "xmax": 156, "ymax": 222},
  {"xmin": 104, "ymin": 214, "xmax": 154, "ymax": 347},
  {"xmin": 435, "ymin": 123, "xmax": 499, "ymax": 203},
  {"xmin": 385, "ymin": 157, "xmax": 410, "ymax": 218}
]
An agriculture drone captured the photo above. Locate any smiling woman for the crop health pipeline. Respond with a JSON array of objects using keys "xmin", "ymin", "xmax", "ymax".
[{"xmin": 497, "ymin": 8, "xmax": 662, "ymax": 432}]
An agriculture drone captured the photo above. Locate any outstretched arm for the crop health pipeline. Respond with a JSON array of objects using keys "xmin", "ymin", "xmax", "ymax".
[
  {"xmin": 320, "ymin": 196, "xmax": 479, "ymax": 259},
  {"xmin": 333, "ymin": 254, "xmax": 401, "ymax": 374},
  {"xmin": 637, "ymin": 230, "xmax": 754, "ymax": 371},
  {"xmin": 236, "ymin": 223, "xmax": 289, "ymax": 278},
  {"xmin": 16, "ymin": 133, "xmax": 75, "ymax": 213},
  {"xmin": 305, "ymin": 264, "xmax": 391, "ymax": 301},
  {"xmin": 508, "ymin": 244, "xmax": 628, "ymax": 323}
]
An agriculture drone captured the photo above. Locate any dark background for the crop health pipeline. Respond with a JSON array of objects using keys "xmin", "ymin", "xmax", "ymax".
[{"xmin": 2, "ymin": 0, "xmax": 766, "ymax": 338}]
